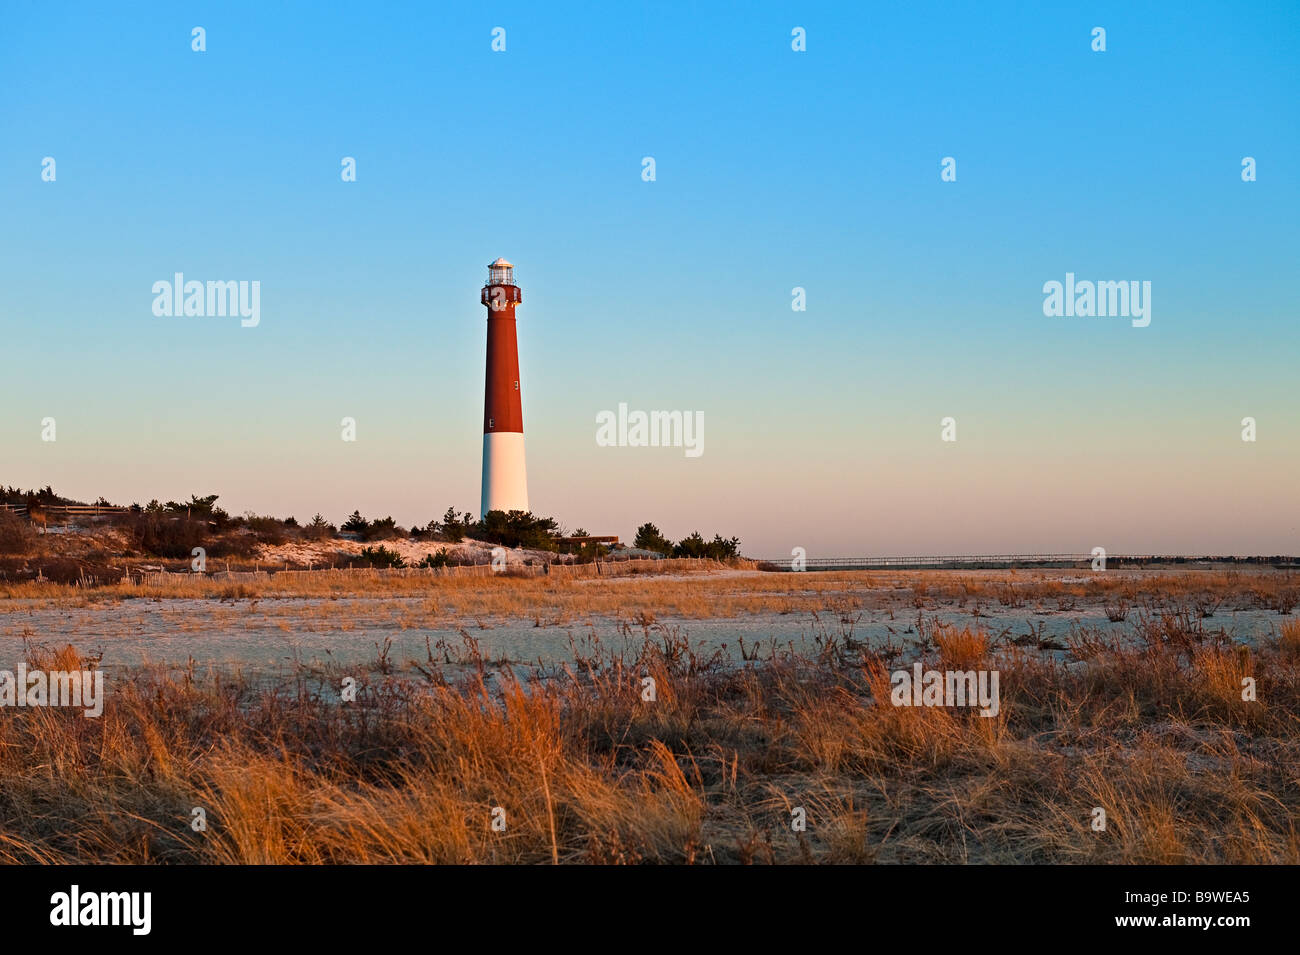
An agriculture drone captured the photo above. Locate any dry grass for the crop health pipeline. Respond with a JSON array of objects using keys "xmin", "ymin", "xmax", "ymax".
[
  {"xmin": 0, "ymin": 606, "xmax": 1296, "ymax": 865},
  {"xmin": 1279, "ymin": 618, "xmax": 1300, "ymax": 662},
  {"xmin": 935, "ymin": 624, "xmax": 990, "ymax": 670},
  {"xmin": 4, "ymin": 567, "xmax": 1298, "ymax": 627}
]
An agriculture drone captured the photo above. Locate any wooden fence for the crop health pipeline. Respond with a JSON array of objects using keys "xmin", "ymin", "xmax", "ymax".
[
  {"xmin": 128, "ymin": 556, "xmax": 752, "ymax": 587},
  {"xmin": 1, "ymin": 503, "xmax": 127, "ymax": 525}
]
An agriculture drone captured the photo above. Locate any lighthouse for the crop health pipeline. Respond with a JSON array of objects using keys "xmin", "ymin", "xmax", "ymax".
[{"xmin": 480, "ymin": 258, "xmax": 529, "ymax": 517}]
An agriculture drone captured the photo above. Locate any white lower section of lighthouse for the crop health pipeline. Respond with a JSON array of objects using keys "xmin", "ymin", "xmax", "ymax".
[{"xmin": 481, "ymin": 431, "xmax": 529, "ymax": 516}]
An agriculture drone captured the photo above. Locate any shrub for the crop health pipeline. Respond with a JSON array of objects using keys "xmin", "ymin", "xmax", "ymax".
[
  {"xmin": 439, "ymin": 507, "xmax": 476, "ymax": 543},
  {"xmin": 302, "ymin": 514, "xmax": 336, "ymax": 541},
  {"xmin": 245, "ymin": 514, "xmax": 287, "ymax": 546},
  {"xmin": 364, "ymin": 516, "xmax": 403, "ymax": 541},
  {"xmin": 672, "ymin": 531, "xmax": 740, "ymax": 560},
  {"xmin": 633, "ymin": 522, "xmax": 674, "ymax": 556},
  {"xmin": 474, "ymin": 510, "xmax": 559, "ymax": 550},
  {"xmin": 208, "ymin": 532, "xmax": 258, "ymax": 559},
  {"xmin": 341, "ymin": 511, "xmax": 369, "ymax": 536},
  {"xmin": 0, "ymin": 511, "xmax": 35, "ymax": 555},
  {"xmin": 571, "ymin": 542, "xmax": 609, "ymax": 564},
  {"xmin": 358, "ymin": 546, "xmax": 405, "ymax": 569},
  {"xmin": 163, "ymin": 494, "xmax": 231, "ymax": 529},
  {"xmin": 418, "ymin": 549, "xmax": 452, "ymax": 569},
  {"xmin": 118, "ymin": 513, "xmax": 208, "ymax": 559}
]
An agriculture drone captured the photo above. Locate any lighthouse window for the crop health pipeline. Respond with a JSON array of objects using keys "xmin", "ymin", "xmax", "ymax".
[
  {"xmin": 514, "ymin": 380, "xmax": 519, "ymax": 390},
  {"xmin": 488, "ymin": 418, "xmax": 494, "ymax": 428}
]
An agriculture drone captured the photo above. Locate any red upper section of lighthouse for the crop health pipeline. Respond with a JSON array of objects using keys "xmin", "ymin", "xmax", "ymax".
[{"xmin": 482, "ymin": 260, "xmax": 524, "ymax": 434}]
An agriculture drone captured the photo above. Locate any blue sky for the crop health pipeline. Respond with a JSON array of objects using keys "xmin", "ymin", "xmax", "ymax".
[{"xmin": 1, "ymin": 1, "xmax": 1297, "ymax": 555}]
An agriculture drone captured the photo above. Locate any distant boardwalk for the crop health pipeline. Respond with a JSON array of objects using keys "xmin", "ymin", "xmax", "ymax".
[{"xmin": 754, "ymin": 554, "xmax": 1299, "ymax": 571}]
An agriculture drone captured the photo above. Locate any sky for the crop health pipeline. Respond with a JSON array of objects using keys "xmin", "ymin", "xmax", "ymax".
[{"xmin": 1, "ymin": 1, "xmax": 1297, "ymax": 557}]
